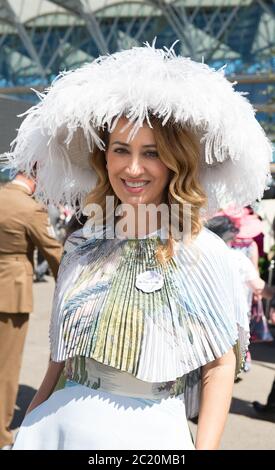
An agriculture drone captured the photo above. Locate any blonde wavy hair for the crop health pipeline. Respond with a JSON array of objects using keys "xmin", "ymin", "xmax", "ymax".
[{"xmin": 85, "ymin": 116, "xmax": 206, "ymax": 264}]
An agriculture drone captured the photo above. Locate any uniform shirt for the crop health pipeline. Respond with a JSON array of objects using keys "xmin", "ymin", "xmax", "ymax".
[{"xmin": 0, "ymin": 182, "xmax": 63, "ymax": 312}]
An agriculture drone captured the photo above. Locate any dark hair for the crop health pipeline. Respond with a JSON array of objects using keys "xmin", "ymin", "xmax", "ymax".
[{"xmin": 205, "ymin": 215, "xmax": 239, "ymax": 242}]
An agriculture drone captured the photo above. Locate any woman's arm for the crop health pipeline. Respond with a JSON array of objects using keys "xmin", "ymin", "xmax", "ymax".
[
  {"xmin": 26, "ymin": 360, "xmax": 65, "ymax": 415},
  {"xmin": 195, "ymin": 348, "xmax": 236, "ymax": 450},
  {"xmin": 249, "ymin": 241, "xmax": 259, "ymax": 271}
]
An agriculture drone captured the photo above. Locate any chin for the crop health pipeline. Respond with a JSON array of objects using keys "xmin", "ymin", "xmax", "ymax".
[{"xmin": 124, "ymin": 197, "xmax": 143, "ymax": 205}]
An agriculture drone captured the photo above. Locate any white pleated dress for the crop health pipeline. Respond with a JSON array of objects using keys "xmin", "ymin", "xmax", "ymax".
[{"xmin": 13, "ymin": 227, "xmax": 249, "ymax": 450}]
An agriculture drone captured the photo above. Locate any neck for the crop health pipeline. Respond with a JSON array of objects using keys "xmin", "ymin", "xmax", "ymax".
[{"xmin": 115, "ymin": 207, "xmax": 164, "ymax": 239}]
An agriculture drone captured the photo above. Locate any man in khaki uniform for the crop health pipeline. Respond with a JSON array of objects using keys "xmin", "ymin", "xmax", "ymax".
[{"xmin": 0, "ymin": 172, "xmax": 63, "ymax": 449}]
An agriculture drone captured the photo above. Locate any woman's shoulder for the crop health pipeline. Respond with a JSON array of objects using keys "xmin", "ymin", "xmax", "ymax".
[
  {"xmin": 192, "ymin": 226, "xmax": 231, "ymax": 259},
  {"xmin": 173, "ymin": 227, "xmax": 235, "ymax": 283},
  {"xmin": 61, "ymin": 225, "xmax": 110, "ymax": 264},
  {"xmin": 63, "ymin": 228, "xmax": 87, "ymax": 255}
]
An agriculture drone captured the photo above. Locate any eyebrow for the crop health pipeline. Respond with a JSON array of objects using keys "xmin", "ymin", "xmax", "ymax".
[{"xmin": 111, "ymin": 141, "xmax": 157, "ymax": 148}]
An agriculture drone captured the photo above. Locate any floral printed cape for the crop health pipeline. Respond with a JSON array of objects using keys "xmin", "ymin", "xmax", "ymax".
[{"xmin": 50, "ymin": 226, "xmax": 249, "ymax": 415}]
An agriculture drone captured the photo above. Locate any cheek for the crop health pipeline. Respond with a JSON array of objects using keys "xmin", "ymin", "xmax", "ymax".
[
  {"xmin": 152, "ymin": 163, "xmax": 171, "ymax": 186},
  {"xmin": 106, "ymin": 153, "xmax": 122, "ymax": 174}
]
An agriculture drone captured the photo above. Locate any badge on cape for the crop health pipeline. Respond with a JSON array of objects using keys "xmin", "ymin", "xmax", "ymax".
[{"xmin": 135, "ymin": 270, "xmax": 164, "ymax": 293}]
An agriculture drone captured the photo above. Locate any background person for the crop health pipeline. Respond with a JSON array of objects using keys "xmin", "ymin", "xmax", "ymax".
[{"xmin": 0, "ymin": 171, "xmax": 63, "ymax": 449}]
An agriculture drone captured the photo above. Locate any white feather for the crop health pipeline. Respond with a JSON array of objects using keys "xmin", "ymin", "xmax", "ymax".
[{"xmin": 4, "ymin": 43, "xmax": 272, "ymax": 213}]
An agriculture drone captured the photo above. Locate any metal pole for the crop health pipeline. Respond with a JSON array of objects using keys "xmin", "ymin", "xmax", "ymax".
[{"xmin": 266, "ymin": 259, "xmax": 275, "ymax": 319}]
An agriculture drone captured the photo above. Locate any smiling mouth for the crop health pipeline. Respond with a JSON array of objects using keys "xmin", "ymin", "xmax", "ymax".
[{"xmin": 121, "ymin": 179, "xmax": 150, "ymax": 188}]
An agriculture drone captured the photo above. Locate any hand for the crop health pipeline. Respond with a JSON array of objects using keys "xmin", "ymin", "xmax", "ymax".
[
  {"xmin": 253, "ymin": 293, "xmax": 262, "ymax": 303},
  {"xmin": 270, "ymin": 308, "xmax": 275, "ymax": 325}
]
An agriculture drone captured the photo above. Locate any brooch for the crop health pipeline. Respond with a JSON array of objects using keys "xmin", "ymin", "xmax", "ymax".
[{"xmin": 135, "ymin": 270, "xmax": 164, "ymax": 293}]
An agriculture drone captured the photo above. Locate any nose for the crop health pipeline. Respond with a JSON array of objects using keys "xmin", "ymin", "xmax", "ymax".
[{"xmin": 125, "ymin": 155, "xmax": 144, "ymax": 176}]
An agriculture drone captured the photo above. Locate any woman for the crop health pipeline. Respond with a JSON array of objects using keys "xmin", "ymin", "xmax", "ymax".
[
  {"xmin": 206, "ymin": 215, "xmax": 275, "ymax": 307},
  {"xmin": 8, "ymin": 44, "xmax": 271, "ymax": 450}
]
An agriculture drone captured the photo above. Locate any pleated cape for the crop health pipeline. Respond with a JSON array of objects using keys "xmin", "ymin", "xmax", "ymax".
[{"xmin": 50, "ymin": 227, "xmax": 249, "ymax": 385}]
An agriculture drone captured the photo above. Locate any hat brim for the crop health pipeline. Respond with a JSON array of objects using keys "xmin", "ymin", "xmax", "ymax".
[{"xmin": 5, "ymin": 45, "xmax": 272, "ymax": 212}]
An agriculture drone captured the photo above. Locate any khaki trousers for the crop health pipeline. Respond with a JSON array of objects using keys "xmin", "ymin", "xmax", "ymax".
[{"xmin": 0, "ymin": 313, "xmax": 29, "ymax": 447}]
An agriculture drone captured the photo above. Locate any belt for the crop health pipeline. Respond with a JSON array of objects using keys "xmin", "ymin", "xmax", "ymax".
[
  {"xmin": 0, "ymin": 254, "xmax": 30, "ymax": 261},
  {"xmin": 65, "ymin": 356, "xmax": 185, "ymax": 401}
]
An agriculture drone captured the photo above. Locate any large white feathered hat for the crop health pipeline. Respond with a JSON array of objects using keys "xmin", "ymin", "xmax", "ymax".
[{"xmin": 5, "ymin": 43, "xmax": 272, "ymax": 214}]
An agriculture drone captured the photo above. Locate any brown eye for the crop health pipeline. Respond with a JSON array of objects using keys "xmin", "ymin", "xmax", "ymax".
[
  {"xmin": 114, "ymin": 147, "xmax": 129, "ymax": 154},
  {"xmin": 145, "ymin": 151, "xmax": 159, "ymax": 158}
]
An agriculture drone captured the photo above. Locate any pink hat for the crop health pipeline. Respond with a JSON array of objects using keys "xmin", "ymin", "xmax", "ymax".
[
  {"xmin": 214, "ymin": 204, "xmax": 263, "ymax": 239},
  {"xmin": 236, "ymin": 214, "xmax": 264, "ymax": 239}
]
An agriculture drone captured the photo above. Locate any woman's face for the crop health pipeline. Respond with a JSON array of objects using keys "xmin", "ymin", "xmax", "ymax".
[{"xmin": 106, "ymin": 117, "xmax": 171, "ymax": 207}]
